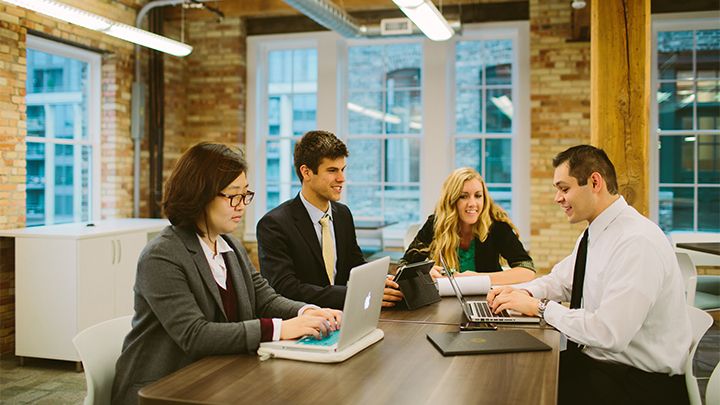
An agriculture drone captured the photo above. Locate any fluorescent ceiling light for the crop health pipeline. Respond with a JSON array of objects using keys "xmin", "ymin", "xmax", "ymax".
[
  {"xmin": 392, "ymin": 0, "xmax": 453, "ymax": 41},
  {"xmin": 106, "ymin": 25, "xmax": 192, "ymax": 57},
  {"xmin": 1, "ymin": 0, "xmax": 192, "ymax": 57}
]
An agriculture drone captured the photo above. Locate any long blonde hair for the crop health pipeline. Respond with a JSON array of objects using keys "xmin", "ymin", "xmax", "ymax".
[{"xmin": 429, "ymin": 167, "xmax": 518, "ymax": 272}]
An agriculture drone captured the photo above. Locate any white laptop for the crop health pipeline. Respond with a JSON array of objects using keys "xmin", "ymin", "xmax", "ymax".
[
  {"xmin": 440, "ymin": 254, "xmax": 540, "ymax": 324},
  {"xmin": 257, "ymin": 256, "xmax": 390, "ymax": 363}
]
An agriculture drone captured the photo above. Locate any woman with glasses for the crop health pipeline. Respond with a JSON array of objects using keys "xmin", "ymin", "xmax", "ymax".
[
  {"xmin": 400, "ymin": 167, "xmax": 535, "ymax": 285},
  {"xmin": 112, "ymin": 142, "xmax": 342, "ymax": 405}
]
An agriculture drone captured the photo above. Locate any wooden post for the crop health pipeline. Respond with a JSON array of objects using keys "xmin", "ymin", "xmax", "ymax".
[{"xmin": 591, "ymin": 0, "xmax": 650, "ymax": 216}]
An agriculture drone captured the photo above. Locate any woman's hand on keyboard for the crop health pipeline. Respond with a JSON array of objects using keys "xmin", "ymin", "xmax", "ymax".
[{"xmin": 281, "ymin": 313, "xmax": 335, "ymax": 340}]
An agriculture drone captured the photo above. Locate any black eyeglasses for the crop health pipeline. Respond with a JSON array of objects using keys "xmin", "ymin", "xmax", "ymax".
[{"xmin": 218, "ymin": 190, "xmax": 255, "ymax": 207}]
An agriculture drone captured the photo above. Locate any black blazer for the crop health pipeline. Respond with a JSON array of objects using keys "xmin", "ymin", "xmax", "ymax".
[{"xmin": 256, "ymin": 194, "xmax": 366, "ymax": 309}]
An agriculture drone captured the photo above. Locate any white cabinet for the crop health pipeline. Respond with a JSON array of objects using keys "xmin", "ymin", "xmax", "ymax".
[{"xmin": 0, "ymin": 218, "xmax": 169, "ymax": 362}]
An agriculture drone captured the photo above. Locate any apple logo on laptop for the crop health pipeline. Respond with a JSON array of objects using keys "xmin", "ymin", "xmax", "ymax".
[{"xmin": 364, "ymin": 292, "xmax": 371, "ymax": 310}]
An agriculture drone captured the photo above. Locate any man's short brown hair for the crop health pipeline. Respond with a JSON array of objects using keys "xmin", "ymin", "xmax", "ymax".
[
  {"xmin": 294, "ymin": 130, "xmax": 349, "ymax": 182},
  {"xmin": 553, "ymin": 145, "xmax": 619, "ymax": 194}
]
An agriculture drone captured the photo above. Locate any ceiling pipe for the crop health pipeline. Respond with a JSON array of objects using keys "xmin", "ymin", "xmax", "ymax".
[{"xmin": 282, "ymin": 0, "xmax": 366, "ymax": 38}]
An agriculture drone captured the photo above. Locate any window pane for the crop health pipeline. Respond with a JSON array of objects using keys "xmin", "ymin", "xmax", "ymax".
[
  {"xmin": 347, "ymin": 185, "xmax": 382, "ymax": 218},
  {"xmin": 486, "ymin": 139, "xmax": 511, "ymax": 183},
  {"xmin": 386, "ymin": 89, "xmax": 421, "ymax": 134},
  {"xmin": 658, "ymin": 81, "xmax": 694, "ymax": 130},
  {"xmin": 698, "ymin": 134, "xmax": 720, "ymax": 184},
  {"xmin": 658, "ymin": 187, "xmax": 694, "ymax": 232},
  {"xmin": 698, "ymin": 187, "xmax": 720, "ymax": 231},
  {"xmin": 27, "ymin": 105, "xmax": 45, "ymax": 137},
  {"xmin": 697, "ymin": 80, "xmax": 719, "ymax": 130},
  {"xmin": 456, "ymin": 89, "xmax": 482, "ymax": 134},
  {"xmin": 26, "ymin": 142, "xmax": 46, "ymax": 227},
  {"xmin": 455, "ymin": 41, "xmax": 482, "ymax": 87},
  {"xmin": 384, "ymin": 185, "xmax": 420, "ymax": 223},
  {"xmin": 348, "ymin": 46, "xmax": 385, "ymax": 90},
  {"xmin": 348, "ymin": 91, "xmax": 384, "ymax": 134},
  {"xmin": 696, "ymin": 30, "xmax": 720, "ymax": 79},
  {"xmin": 487, "ymin": 88, "xmax": 513, "ymax": 133},
  {"xmin": 292, "ymin": 93, "xmax": 317, "ymax": 136},
  {"xmin": 292, "ymin": 49, "xmax": 317, "ymax": 84},
  {"xmin": 659, "ymin": 135, "xmax": 694, "ymax": 184},
  {"xmin": 385, "ymin": 138, "xmax": 420, "ymax": 183},
  {"xmin": 455, "ymin": 139, "xmax": 481, "ymax": 171},
  {"xmin": 265, "ymin": 139, "xmax": 296, "ymax": 183},
  {"xmin": 26, "ymin": 44, "xmax": 93, "ymax": 226},
  {"xmin": 485, "ymin": 40, "xmax": 513, "ymax": 85},
  {"xmin": 657, "ymin": 31, "xmax": 693, "ymax": 80},
  {"xmin": 384, "ymin": 44, "xmax": 422, "ymax": 80},
  {"xmin": 347, "ymin": 139, "xmax": 382, "ymax": 183},
  {"xmin": 488, "ymin": 186, "xmax": 512, "ymax": 217}
]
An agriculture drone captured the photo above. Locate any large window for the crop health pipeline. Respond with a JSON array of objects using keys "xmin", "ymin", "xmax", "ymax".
[
  {"xmin": 653, "ymin": 18, "xmax": 720, "ymax": 232},
  {"xmin": 346, "ymin": 43, "xmax": 422, "ymax": 224},
  {"xmin": 26, "ymin": 36, "xmax": 100, "ymax": 227},
  {"xmin": 246, "ymin": 25, "xmax": 530, "ymax": 242},
  {"xmin": 263, "ymin": 48, "xmax": 318, "ymax": 210},
  {"xmin": 454, "ymin": 39, "xmax": 515, "ymax": 214}
]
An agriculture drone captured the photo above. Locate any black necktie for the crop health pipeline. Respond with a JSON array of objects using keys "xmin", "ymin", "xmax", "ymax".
[{"xmin": 567, "ymin": 228, "xmax": 589, "ymax": 352}]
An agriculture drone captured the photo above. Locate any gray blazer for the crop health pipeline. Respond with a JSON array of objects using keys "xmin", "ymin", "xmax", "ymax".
[{"xmin": 111, "ymin": 226, "xmax": 305, "ymax": 405}]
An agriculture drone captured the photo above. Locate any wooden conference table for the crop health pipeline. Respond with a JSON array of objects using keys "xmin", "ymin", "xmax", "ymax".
[
  {"xmin": 138, "ymin": 298, "xmax": 561, "ymax": 405},
  {"xmin": 676, "ymin": 242, "xmax": 720, "ymax": 256}
]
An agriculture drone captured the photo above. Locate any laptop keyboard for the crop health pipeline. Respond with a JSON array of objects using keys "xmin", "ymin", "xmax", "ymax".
[
  {"xmin": 468, "ymin": 301, "xmax": 511, "ymax": 319},
  {"xmin": 297, "ymin": 330, "xmax": 340, "ymax": 346}
]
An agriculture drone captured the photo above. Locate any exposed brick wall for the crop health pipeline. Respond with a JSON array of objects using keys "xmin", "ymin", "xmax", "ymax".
[
  {"xmin": 529, "ymin": 0, "xmax": 591, "ymax": 273},
  {"xmin": 0, "ymin": 0, "xmax": 141, "ymax": 355}
]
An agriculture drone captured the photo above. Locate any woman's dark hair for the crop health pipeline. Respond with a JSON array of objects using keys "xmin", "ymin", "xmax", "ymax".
[
  {"xmin": 552, "ymin": 144, "xmax": 619, "ymax": 194},
  {"xmin": 163, "ymin": 142, "xmax": 247, "ymax": 235},
  {"xmin": 294, "ymin": 130, "xmax": 348, "ymax": 182}
]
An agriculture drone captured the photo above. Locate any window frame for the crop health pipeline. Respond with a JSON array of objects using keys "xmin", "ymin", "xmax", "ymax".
[
  {"xmin": 650, "ymin": 12, "xmax": 720, "ymax": 232},
  {"xmin": 245, "ymin": 22, "xmax": 530, "ymax": 243},
  {"xmin": 26, "ymin": 35, "xmax": 101, "ymax": 225}
]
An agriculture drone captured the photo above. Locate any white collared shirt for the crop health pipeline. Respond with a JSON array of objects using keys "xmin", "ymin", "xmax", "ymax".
[
  {"xmin": 525, "ymin": 196, "xmax": 692, "ymax": 375},
  {"xmin": 196, "ymin": 234, "xmax": 234, "ymax": 289},
  {"xmin": 299, "ymin": 191, "xmax": 337, "ymax": 278}
]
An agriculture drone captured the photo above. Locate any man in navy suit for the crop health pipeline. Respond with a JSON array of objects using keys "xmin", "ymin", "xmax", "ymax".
[{"xmin": 257, "ymin": 130, "xmax": 403, "ymax": 309}]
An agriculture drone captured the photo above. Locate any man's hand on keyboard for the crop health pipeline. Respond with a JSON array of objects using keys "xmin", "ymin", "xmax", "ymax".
[{"xmin": 487, "ymin": 287, "xmax": 539, "ymax": 317}]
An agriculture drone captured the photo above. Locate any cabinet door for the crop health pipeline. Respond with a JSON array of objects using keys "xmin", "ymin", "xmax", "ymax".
[
  {"xmin": 113, "ymin": 231, "xmax": 148, "ymax": 316},
  {"xmin": 77, "ymin": 236, "xmax": 116, "ymax": 332}
]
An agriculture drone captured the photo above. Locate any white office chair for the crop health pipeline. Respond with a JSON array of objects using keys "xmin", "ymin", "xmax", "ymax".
[
  {"xmin": 677, "ymin": 252, "xmax": 698, "ymax": 306},
  {"xmin": 403, "ymin": 222, "xmax": 422, "ymax": 250},
  {"xmin": 685, "ymin": 306, "xmax": 713, "ymax": 405},
  {"xmin": 73, "ymin": 315, "xmax": 133, "ymax": 405},
  {"xmin": 706, "ymin": 361, "xmax": 720, "ymax": 405}
]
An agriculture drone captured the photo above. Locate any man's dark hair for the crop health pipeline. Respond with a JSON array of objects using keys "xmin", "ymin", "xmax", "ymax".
[
  {"xmin": 163, "ymin": 142, "xmax": 247, "ymax": 235},
  {"xmin": 552, "ymin": 145, "xmax": 619, "ymax": 194},
  {"xmin": 294, "ymin": 130, "xmax": 349, "ymax": 182}
]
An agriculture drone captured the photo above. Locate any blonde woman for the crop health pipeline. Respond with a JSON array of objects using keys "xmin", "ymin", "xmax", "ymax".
[{"xmin": 400, "ymin": 167, "xmax": 535, "ymax": 285}]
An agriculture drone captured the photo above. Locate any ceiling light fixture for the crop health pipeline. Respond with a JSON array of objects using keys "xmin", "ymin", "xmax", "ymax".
[
  {"xmin": 1, "ymin": 0, "xmax": 192, "ymax": 56},
  {"xmin": 392, "ymin": 0, "xmax": 454, "ymax": 41}
]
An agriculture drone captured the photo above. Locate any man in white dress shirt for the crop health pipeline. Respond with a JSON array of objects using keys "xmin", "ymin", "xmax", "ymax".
[{"xmin": 488, "ymin": 145, "xmax": 692, "ymax": 404}]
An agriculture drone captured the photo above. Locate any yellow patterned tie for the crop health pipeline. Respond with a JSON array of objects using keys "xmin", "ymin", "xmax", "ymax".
[{"xmin": 319, "ymin": 214, "xmax": 335, "ymax": 284}]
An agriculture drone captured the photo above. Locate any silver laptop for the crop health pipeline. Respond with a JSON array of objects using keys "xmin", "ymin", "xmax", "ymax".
[
  {"xmin": 259, "ymin": 256, "xmax": 389, "ymax": 355},
  {"xmin": 439, "ymin": 254, "xmax": 539, "ymax": 324}
]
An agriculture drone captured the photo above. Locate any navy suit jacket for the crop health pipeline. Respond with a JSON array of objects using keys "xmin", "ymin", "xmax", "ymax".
[{"xmin": 256, "ymin": 194, "xmax": 366, "ymax": 309}]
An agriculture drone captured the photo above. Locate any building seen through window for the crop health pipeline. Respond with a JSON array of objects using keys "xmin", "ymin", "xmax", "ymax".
[
  {"xmin": 25, "ymin": 45, "xmax": 93, "ymax": 226},
  {"xmin": 455, "ymin": 39, "xmax": 515, "ymax": 215},
  {"xmin": 346, "ymin": 43, "xmax": 422, "ymax": 226},
  {"xmin": 265, "ymin": 48, "xmax": 317, "ymax": 210},
  {"xmin": 656, "ymin": 28, "xmax": 719, "ymax": 232}
]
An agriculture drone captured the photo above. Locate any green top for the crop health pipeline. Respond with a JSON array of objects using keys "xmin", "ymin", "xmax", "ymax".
[{"xmin": 457, "ymin": 239, "xmax": 477, "ymax": 273}]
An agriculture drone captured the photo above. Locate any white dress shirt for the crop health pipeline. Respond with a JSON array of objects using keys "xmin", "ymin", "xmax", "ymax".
[
  {"xmin": 299, "ymin": 191, "xmax": 337, "ymax": 278},
  {"xmin": 525, "ymin": 197, "xmax": 692, "ymax": 375},
  {"xmin": 197, "ymin": 234, "xmax": 319, "ymax": 341}
]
